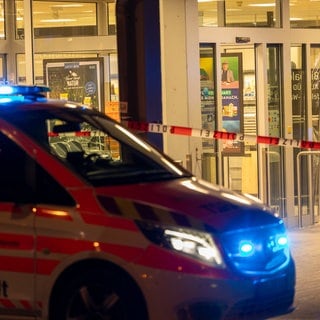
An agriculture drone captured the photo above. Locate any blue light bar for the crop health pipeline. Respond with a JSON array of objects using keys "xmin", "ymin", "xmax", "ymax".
[
  {"xmin": 0, "ymin": 86, "xmax": 14, "ymax": 95},
  {"xmin": 0, "ymin": 85, "xmax": 50, "ymax": 96},
  {"xmin": 0, "ymin": 85, "xmax": 50, "ymax": 103}
]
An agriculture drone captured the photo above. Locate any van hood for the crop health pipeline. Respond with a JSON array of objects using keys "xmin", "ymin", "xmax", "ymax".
[{"xmin": 96, "ymin": 177, "xmax": 280, "ymax": 233}]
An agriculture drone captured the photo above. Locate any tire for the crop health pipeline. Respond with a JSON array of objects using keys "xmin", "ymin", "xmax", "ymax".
[{"xmin": 49, "ymin": 266, "xmax": 148, "ymax": 320}]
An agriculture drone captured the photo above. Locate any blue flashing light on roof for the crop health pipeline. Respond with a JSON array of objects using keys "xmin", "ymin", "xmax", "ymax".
[
  {"xmin": 0, "ymin": 86, "xmax": 15, "ymax": 95},
  {"xmin": 0, "ymin": 85, "xmax": 50, "ymax": 103},
  {"xmin": 0, "ymin": 85, "xmax": 50, "ymax": 95}
]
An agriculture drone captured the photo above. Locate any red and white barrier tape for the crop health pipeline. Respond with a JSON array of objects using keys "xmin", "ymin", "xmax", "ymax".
[{"xmin": 126, "ymin": 121, "xmax": 320, "ymax": 149}]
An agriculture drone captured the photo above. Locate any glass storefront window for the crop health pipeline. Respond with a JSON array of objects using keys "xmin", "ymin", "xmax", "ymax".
[
  {"xmin": 310, "ymin": 45, "xmax": 320, "ymax": 221},
  {"xmin": 198, "ymin": 0, "xmax": 280, "ymax": 27},
  {"xmin": 16, "ymin": 53, "xmax": 98, "ymax": 85},
  {"xmin": 0, "ymin": 54, "xmax": 6, "ymax": 81},
  {"xmin": 109, "ymin": 53, "xmax": 119, "ymax": 101},
  {"xmin": 222, "ymin": 46, "xmax": 257, "ymax": 196},
  {"xmin": 198, "ymin": 1, "xmax": 218, "ymax": 27},
  {"xmin": 198, "ymin": 1, "xmax": 320, "ymax": 29},
  {"xmin": 291, "ymin": 45, "xmax": 306, "ymax": 140},
  {"xmin": 291, "ymin": 45, "xmax": 309, "ymax": 218},
  {"xmin": 311, "ymin": 46, "xmax": 320, "ymax": 136},
  {"xmin": 15, "ymin": 1, "xmax": 97, "ymax": 39},
  {"xmin": 290, "ymin": 1, "xmax": 320, "ymax": 28},
  {"xmin": 0, "ymin": 1, "xmax": 4, "ymax": 39},
  {"xmin": 225, "ymin": 0, "xmax": 278, "ymax": 27},
  {"xmin": 199, "ymin": 44, "xmax": 258, "ymax": 195},
  {"xmin": 199, "ymin": 45, "xmax": 217, "ymax": 183},
  {"xmin": 107, "ymin": 2, "xmax": 116, "ymax": 35},
  {"xmin": 266, "ymin": 45, "xmax": 285, "ymax": 216}
]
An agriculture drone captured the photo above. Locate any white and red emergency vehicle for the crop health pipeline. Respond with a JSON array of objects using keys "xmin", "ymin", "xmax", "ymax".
[{"xmin": 0, "ymin": 85, "xmax": 295, "ymax": 320}]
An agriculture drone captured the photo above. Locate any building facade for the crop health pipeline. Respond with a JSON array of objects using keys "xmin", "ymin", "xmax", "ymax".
[{"xmin": 1, "ymin": 0, "xmax": 320, "ymax": 228}]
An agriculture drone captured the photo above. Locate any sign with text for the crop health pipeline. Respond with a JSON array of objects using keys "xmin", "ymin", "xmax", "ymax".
[
  {"xmin": 311, "ymin": 68, "xmax": 320, "ymax": 115},
  {"xmin": 44, "ymin": 58, "xmax": 104, "ymax": 112},
  {"xmin": 221, "ymin": 53, "xmax": 243, "ymax": 155}
]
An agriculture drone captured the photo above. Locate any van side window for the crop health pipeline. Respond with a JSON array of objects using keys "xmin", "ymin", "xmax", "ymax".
[
  {"xmin": 0, "ymin": 132, "xmax": 31, "ymax": 202},
  {"xmin": 34, "ymin": 161, "xmax": 75, "ymax": 206},
  {"xmin": 0, "ymin": 132, "xmax": 75, "ymax": 206}
]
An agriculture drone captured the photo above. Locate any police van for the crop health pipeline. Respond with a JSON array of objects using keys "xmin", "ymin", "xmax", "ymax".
[{"xmin": 0, "ymin": 85, "xmax": 295, "ymax": 319}]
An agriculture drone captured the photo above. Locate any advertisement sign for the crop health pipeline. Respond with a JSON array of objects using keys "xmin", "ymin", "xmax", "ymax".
[
  {"xmin": 311, "ymin": 68, "xmax": 320, "ymax": 115},
  {"xmin": 44, "ymin": 58, "xmax": 104, "ymax": 111},
  {"xmin": 200, "ymin": 48, "xmax": 216, "ymax": 150},
  {"xmin": 221, "ymin": 53, "xmax": 243, "ymax": 155}
]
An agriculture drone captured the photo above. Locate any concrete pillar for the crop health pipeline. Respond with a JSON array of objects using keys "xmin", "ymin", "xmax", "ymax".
[
  {"xmin": 24, "ymin": 0, "xmax": 35, "ymax": 84},
  {"xmin": 160, "ymin": 0, "xmax": 202, "ymax": 174},
  {"xmin": 116, "ymin": 0, "xmax": 163, "ymax": 149},
  {"xmin": 116, "ymin": 0, "xmax": 202, "ymax": 174}
]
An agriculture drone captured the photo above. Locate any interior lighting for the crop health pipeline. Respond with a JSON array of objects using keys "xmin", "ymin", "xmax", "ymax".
[
  {"xmin": 51, "ymin": 4, "xmax": 84, "ymax": 8},
  {"xmin": 248, "ymin": 3, "xmax": 275, "ymax": 7},
  {"xmin": 40, "ymin": 19, "xmax": 77, "ymax": 23}
]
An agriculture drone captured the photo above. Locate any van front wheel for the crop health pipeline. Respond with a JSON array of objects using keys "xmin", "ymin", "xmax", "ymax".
[{"xmin": 49, "ymin": 267, "xmax": 148, "ymax": 320}]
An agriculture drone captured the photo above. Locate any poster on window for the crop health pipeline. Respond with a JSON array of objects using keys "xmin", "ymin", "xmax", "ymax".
[
  {"xmin": 200, "ymin": 48, "xmax": 216, "ymax": 150},
  {"xmin": 311, "ymin": 68, "xmax": 320, "ymax": 115},
  {"xmin": 221, "ymin": 53, "xmax": 243, "ymax": 155},
  {"xmin": 44, "ymin": 58, "xmax": 104, "ymax": 112}
]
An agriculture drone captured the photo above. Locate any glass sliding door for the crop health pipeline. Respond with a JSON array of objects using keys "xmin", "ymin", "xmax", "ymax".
[
  {"xmin": 221, "ymin": 45, "xmax": 258, "ymax": 196},
  {"xmin": 291, "ymin": 45, "xmax": 309, "ymax": 222},
  {"xmin": 266, "ymin": 44, "xmax": 286, "ymax": 216},
  {"xmin": 199, "ymin": 44, "xmax": 218, "ymax": 184}
]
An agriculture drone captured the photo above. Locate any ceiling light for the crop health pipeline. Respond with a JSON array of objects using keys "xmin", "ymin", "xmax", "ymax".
[
  {"xmin": 40, "ymin": 19, "xmax": 77, "ymax": 23},
  {"xmin": 249, "ymin": 3, "xmax": 275, "ymax": 7},
  {"xmin": 51, "ymin": 4, "xmax": 83, "ymax": 8}
]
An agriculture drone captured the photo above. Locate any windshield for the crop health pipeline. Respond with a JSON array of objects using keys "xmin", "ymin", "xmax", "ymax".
[{"xmin": 5, "ymin": 106, "xmax": 190, "ymax": 186}]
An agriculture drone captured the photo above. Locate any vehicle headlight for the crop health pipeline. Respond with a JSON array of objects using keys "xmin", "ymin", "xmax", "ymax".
[{"xmin": 136, "ymin": 221, "xmax": 225, "ymax": 268}]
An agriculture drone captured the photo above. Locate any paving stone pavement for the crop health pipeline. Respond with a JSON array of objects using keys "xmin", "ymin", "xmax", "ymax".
[{"xmin": 269, "ymin": 223, "xmax": 320, "ymax": 320}]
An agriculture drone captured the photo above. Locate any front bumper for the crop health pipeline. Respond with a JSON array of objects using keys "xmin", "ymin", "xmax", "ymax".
[{"xmin": 132, "ymin": 258, "xmax": 295, "ymax": 320}]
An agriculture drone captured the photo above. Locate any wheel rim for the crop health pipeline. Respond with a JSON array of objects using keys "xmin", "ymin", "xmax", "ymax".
[{"xmin": 66, "ymin": 284, "xmax": 123, "ymax": 320}]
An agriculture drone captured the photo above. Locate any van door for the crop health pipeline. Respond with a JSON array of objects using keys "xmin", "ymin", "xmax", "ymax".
[{"xmin": 0, "ymin": 131, "xmax": 37, "ymax": 317}]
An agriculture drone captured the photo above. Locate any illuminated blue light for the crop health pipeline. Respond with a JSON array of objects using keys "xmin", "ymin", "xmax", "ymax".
[
  {"xmin": 0, "ymin": 85, "xmax": 50, "ymax": 103},
  {"xmin": 277, "ymin": 235, "xmax": 288, "ymax": 246},
  {"xmin": 239, "ymin": 240, "xmax": 255, "ymax": 256},
  {"xmin": 0, "ymin": 96, "xmax": 24, "ymax": 103},
  {"xmin": 0, "ymin": 86, "xmax": 14, "ymax": 95},
  {"xmin": 0, "ymin": 85, "xmax": 50, "ymax": 96},
  {"xmin": 0, "ymin": 97, "xmax": 13, "ymax": 103}
]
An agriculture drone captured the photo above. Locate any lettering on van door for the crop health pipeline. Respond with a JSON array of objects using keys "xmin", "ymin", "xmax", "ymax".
[{"xmin": 0, "ymin": 280, "xmax": 9, "ymax": 297}]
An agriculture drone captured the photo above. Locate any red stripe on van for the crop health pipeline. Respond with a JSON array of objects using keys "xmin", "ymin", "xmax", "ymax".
[
  {"xmin": 0, "ymin": 233, "xmax": 33, "ymax": 250},
  {"xmin": 20, "ymin": 300, "xmax": 33, "ymax": 310},
  {"xmin": 0, "ymin": 298, "xmax": 15, "ymax": 308},
  {"xmin": 80, "ymin": 213, "xmax": 139, "ymax": 231},
  {"xmin": 0, "ymin": 256, "xmax": 34, "ymax": 273}
]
